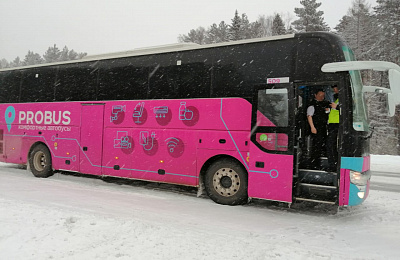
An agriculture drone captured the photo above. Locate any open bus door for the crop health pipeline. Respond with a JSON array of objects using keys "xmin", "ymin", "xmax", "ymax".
[
  {"xmin": 248, "ymin": 83, "xmax": 296, "ymax": 203},
  {"xmin": 292, "ymin": 83, "xmax": 340, "ymax": 204}
]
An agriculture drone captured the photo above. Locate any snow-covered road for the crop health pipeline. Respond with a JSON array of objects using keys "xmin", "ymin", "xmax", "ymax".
[
  {"xmin": 1, "ymin": 156, "xmax": 400, "ymax": 259},
  {"xmin": 370, "ymin": 155, "xmax": 400, "ymax": 193}
]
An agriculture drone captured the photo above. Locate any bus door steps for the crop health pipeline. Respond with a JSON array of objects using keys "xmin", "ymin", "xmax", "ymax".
[
  {"xmin": 298, "ymin": 169, "xmax": 337, "ymax": 186},
  {"xmin": 319, "ymin": 157, "xmax": 329, "ymax": 169},
  {"xmin": 296, "ymin": 183, "xmax": 337, "ymax": 203},
  {"xmin": 294, "ymin": 197, "xmax": 336, "ymax": 205}
]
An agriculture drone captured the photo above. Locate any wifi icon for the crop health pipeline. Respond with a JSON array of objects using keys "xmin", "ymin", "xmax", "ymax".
[{"xmin": 165, "ymin": 137, "xmax": 180, "ymax": 153}]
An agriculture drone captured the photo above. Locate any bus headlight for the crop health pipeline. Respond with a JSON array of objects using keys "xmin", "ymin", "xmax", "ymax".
[
  {"xmin": 350, "ymin": 170, "xmax": 361, "ymax": 181},
  {"xmin": 350, "ymin": 170, "xmax": 371, "ymax": 186}
]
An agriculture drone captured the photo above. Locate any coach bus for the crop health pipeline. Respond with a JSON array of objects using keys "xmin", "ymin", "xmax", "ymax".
[{"xmin": 1, "ymin": 32, "xmax": 399, "ymax": 206}]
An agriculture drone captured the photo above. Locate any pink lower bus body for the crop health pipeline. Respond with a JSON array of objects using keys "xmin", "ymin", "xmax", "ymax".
[{"xmin": 0, "ymin": 98, "xmax": 366, "ymax": 205}]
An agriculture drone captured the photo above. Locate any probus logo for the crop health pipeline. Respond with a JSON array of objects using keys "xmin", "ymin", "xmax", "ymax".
[
  {"xmin": 5, "ymin": 106, "xmax": 16, "ymax": 132},
  {"xmin": 18, "ymin": 111, "xmax": 71, "ymax": 125}
]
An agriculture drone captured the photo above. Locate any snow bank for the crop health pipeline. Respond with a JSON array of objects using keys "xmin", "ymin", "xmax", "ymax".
[
  {"xmin": 371, "ymin": 154, "xmax": 400, "ymax": 173},
  {"xmin": 0, "ymin": 156, "xmax": 400, "ymax": 259}
]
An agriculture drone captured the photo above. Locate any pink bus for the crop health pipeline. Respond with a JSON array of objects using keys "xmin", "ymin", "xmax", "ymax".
[{"xmin": 1, "ymin": 32, "xmax": 399, "ymax": 206}]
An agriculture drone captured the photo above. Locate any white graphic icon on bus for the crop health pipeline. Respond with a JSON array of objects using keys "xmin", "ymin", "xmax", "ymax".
[
  {"xmin": 165, "ymin": 137, "xmax": 180, "ymax": 153},
  {"xmin": 114, "ymin": 131, "xmax": 131, "ymax": 149},
  {"xmin": 139, "ymin": 131, "xmax": 156, "ymax": 151},
  {"xmin": 132, "ymin": 102, "xmax": 145, "ymax": 123},
  {"xmin": 153, "ymin": 106, "xmax": 168, "ymax": 118},
  {"xmin": 179, "ymin": 102, "xmax": 193, "ymax": 120},
  {"xmin": 111, "ymin": 105, "xmax": 126, "ymax": 122}
]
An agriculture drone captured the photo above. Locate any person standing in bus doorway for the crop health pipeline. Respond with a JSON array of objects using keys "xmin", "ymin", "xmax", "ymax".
[
  {"xmin": 327, "ymin": 85, "xmax": 340, "ymax": 172},
  {"xmin": 306, "ymin": 89, "xmax": 331, "ymax": 169}
]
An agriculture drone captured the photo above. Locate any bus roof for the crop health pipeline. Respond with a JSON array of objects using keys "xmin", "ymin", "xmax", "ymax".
[{"xmin": 0, "ymin": 34, "xmax": 295, "ymax": 72}]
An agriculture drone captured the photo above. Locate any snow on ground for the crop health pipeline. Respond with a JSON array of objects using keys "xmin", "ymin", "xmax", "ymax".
[
  {"xmin": 0, "ymin": 155, "xmax": 400, "ymax": 260},
  {"xmin": 371, "ymin": 154, "xmax": 400, "ymax": 173}
]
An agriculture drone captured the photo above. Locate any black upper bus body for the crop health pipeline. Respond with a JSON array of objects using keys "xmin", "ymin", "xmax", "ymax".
[{"xmin": 0, "ymin": 32, "xmax": 367, "ymax": 158}]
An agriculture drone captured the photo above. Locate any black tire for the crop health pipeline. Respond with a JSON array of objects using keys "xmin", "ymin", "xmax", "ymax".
[
  {"xmin": 29, "ymin": 144, "xmax": 53, "ymax": 178},
  {"xmin": 204, "ymin": 159, "xmax": 248, "ymax": 205}
]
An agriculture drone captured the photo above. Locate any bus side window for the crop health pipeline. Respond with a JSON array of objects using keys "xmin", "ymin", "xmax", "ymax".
[
  {"xmin": 257, "ymin": 88, "xmax": 288, "ymax": 127},
  {"xmin": 98, "ymin": 58, "xmax": 147, "ymax": 101},
  {"xmin": 0, "ymin": 71, "xmax": 21, "ymax": 103},
  {"xmin": 20, "ymin": 67, "xmax": 56, "ymax": 102},
  {"xmin": 256, "ymin": 88, "xmax": 289, "ymax": 151},
  {"xmin": 256, "ymin": 132, "xmax": 288, "ymax": 152}
]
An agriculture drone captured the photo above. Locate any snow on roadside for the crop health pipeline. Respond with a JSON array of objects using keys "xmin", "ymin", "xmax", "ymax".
[
  {"xmin": 0, "ymin": 197, "xmax": 333, "ymax": 260},
  {"xmin": 1, "ymin": 187, "xmax": 400, "ymax": 260},
  {"xmin": 371, "ymin": 154, "xmax": 400, "ymax": 173},
  {"xmin": 0, "ymin": 156, "xmax": 400, "ymax": 259}
]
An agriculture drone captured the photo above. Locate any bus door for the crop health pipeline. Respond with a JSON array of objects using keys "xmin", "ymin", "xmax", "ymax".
[
  {"xmin": 248, "ymin": 83, "xmax": 296, "ymax": 203},
  {"xmin": 80, "ymin": 103, "xmax": 105, "ymax": 175}
]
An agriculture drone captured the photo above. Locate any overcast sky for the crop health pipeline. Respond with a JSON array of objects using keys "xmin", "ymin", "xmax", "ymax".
[{"xmin": 0, "ymin": 0, "xmax": 377, "ymax": 61}]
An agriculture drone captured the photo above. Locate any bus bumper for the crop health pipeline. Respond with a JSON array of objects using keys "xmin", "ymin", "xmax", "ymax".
[
  {"xmin": 340, "ymin": 156, "xmax": 371, "ymax": 206},
  {"xmin": 348, "ymin": 181, "xmax": 370, "ymax": 206}
]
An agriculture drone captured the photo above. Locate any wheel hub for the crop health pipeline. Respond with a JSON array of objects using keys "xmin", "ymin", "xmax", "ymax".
[
  {"xmin": 212, "ymin": 167, "xmax": 240, "ymax": 197},
  {"xmin": 33, "ymin": 151, "xmax": 46, "ymax": 171},
  {"xmin": 220, "ymin": 176, "xmax": 232, "ymax": 188}
]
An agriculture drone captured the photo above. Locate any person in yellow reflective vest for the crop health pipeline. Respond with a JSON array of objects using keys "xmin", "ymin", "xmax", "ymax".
[{"xmin": 327, "ymin": 85, "xmax": 340, "ymax": 172}]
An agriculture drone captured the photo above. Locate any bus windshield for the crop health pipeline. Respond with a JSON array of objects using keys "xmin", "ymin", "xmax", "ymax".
[{"xmin": 342, "ymin": 46, "xmax": 369, "ymax": 132}]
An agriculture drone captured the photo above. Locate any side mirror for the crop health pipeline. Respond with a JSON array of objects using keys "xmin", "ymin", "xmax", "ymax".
[
  {"xmin": 362, "ymin": 86, "xmax": 377, "ymax": 92},
  {"xmin": 363, "ymin": 86, "xmax": 391, "ymax": 94},
  {"xmin": 363, "ymin": 86, "xmax": 395, "ymax": 117},
  {"xmin": 389, "ymin": 69, "xmax": 400, "ymax": 104},
  {"xmin": 387, "ymin": 92, "xmax": 395, "ymax": 117}
]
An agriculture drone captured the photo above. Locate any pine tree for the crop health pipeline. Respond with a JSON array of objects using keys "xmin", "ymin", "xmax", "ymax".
[
  {"xmin": 206, "ymin": 21, "xmax": 229, "ymax": 43},
  {"xmin": 367, "ymin": 92, "xmax": 398, "ymax": 154},
  {"xmin": 249, "ymin": 20, "xmax": 264, "ymax": 38},
  {"xmin": 179, "ymin": 11, "xmax": 268, "ymax": 45},
  {"xmin": 23, "ymin": 50, "xmax": 44, "ymax": 65},
  {"xmin": 374, "ymin": 0, "xmax": 400, "ymax": 64},
  {"xmin": 10, "ymin": 57, "xmax": 22, "ymax": 67},
  {"xmin": 217, "ymin": 21, "xmax": 230, "ymax": 42},
  {"xmin": 335, "ymin": 0, "xmax": 400, "ymax": 155},
  {"xmin": 0, "ymin": 58, "xmax": 9, "ymax": 69},
  {"xmin": 292, "ymin": 0, "xmax": 330, "ymax": 32},
  {"xmin": 207, "ymin": 23, "xmax": 219, "ymax": 44},
  {"xmin": 77, "ymin": 52, "xmax": 87, "ymax": 59},
  {"xmin": 272, "ymin": 14, "xmax": 286, "ymax": 36},
  {"xmin": 240, "ymin": 13, "xmax": 252, "ymax": 39},
  {"xmin": 59, "ymin": 46, "xmax": 70, "ymax": 61},
  {"xmin": 335, "ymin": 15, "xmax": 352, "ymax": 33},
  {"xmin": 374, "ymin": 0, "xmax": 400, "ymax": 154},
  {"xmin": 229, "ymin": 10, "xmax": 242, "ymax": 41},
  {"xmin": 68, "ymin": 49, "xmax": 79, "ymax": 60},
  {"xmin": 43, "ymin": 44, "xmax": 61, "ymax": 63},
  {"xmin": 335, "ymin": 0, "xmax": 377, "ymax": 61},
  {"xmin": 178, "ymin": 27, "xmax": 207, "ymax": 44}
]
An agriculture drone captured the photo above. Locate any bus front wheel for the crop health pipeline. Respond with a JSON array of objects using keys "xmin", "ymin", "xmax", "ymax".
[
  {"xmin": 205, "ymin": 159, "xmax": 248, "ymax": 205},
  {"xmin": 29, "ymin": 144, "xmax": 53, "ymax": 178}
]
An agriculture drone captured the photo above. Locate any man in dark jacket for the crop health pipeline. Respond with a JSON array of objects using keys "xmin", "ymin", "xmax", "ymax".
[{"xmin": 307, "ymin": 89, "xmax": 331, "ymax": 169}]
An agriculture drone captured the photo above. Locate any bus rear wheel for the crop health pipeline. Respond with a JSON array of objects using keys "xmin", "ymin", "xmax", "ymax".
[
  {"xmin": 29, "ymin": 144, "xmax": 53, "ymax": 178},
  {"xmin": 205, "ymin": 159, "xmax": 248, "ymax": 205}
]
